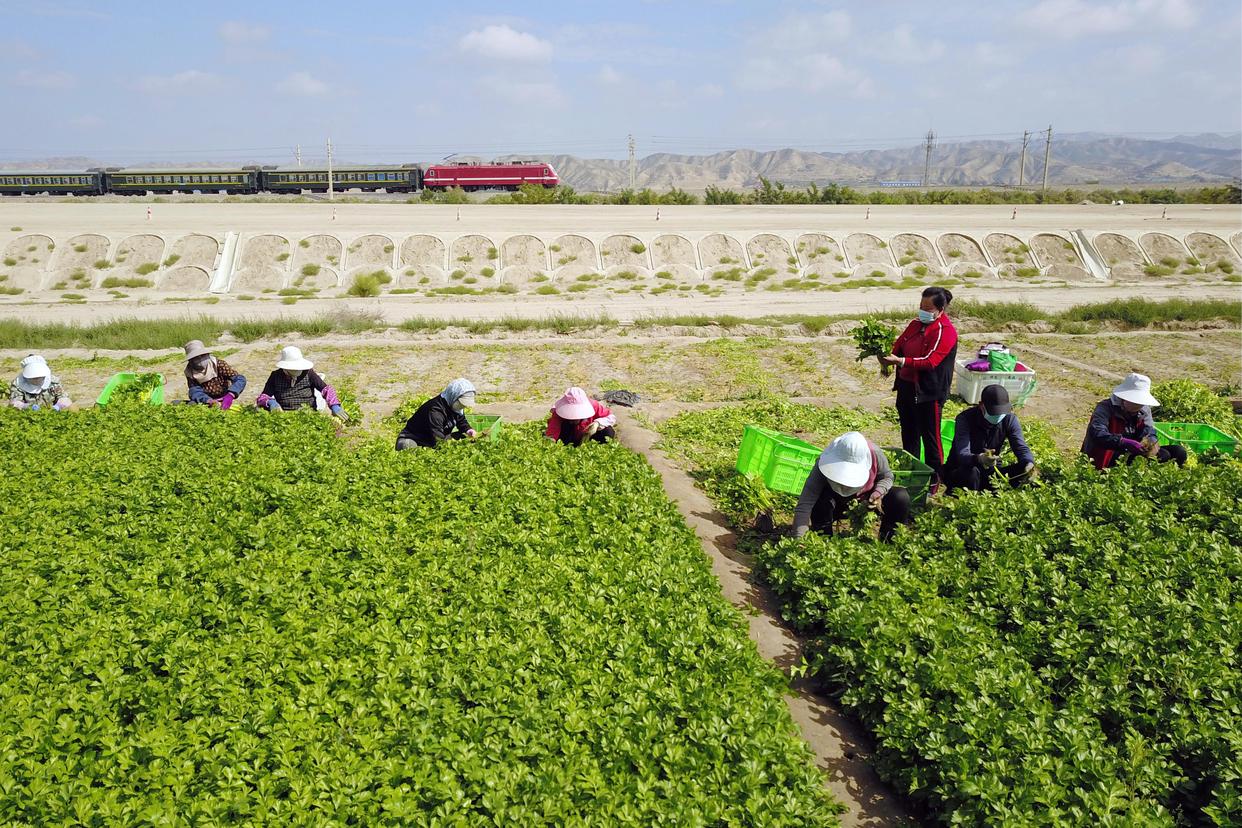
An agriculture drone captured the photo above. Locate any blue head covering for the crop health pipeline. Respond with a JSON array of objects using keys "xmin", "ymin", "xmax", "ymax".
[{"xmin": 441, "ymin": 378, "xmax": 476, "ymax": 404}]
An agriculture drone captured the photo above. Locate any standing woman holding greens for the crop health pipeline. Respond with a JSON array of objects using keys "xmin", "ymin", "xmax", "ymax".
[{"xmin": 878, "ymin": 287, "xmax": 958, "ymax": 493}]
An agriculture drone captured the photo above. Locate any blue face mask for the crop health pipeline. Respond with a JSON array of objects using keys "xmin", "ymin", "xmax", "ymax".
[
  {"xmin": 917, "ymin": 309, "xmax": 937, "ymax": 324},
  {"xmin": 984, "ymin": 412, "xmax": 1007, "ymax": 425}
]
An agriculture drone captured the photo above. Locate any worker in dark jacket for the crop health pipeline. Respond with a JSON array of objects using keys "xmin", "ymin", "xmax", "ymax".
[
  {"xmin": 396, "ymin": 378, "xmax": 478, "ymax": 449},
  {"xmin": 1081, "ymin": 373, "xmax": 1186, "ymax": 469},
  {"xmin": 878, "ymin": 287, "xmax": 958, "ymax": 493},
  {"xmin": 946, "ymin": 384, "xmax": 1037, "ymax": 492}
]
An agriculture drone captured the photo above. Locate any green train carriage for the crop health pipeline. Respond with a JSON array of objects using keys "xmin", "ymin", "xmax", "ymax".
[
  {"xmin": 0, "ymin": 171, "xmax": 105, "ymax": 196},
  {"xmin": 104, "ymin": 168, "xmax": 258, "ymax": 195}
]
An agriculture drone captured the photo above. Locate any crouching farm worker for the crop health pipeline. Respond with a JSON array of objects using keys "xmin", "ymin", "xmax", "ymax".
[
  {"xmin": 793, "ymin": 431, "xmax": 911, "ymax": 542},
  {"xmin": 255, "ymin": 346, "xmax": 348, "ymax": 421},
  {"xmin": 1081, "ymin": 372, "xmax": 1186, "ymax": 470},
  {"xmin": 396, "ymin": 378, "xmax": 478, "ymax": 450},
  {"xmin": 945, "ymin": 384, "xmax": 1037, "ymax": 492},
  {"xmin": 183, "ymin": 340, "xmax": 245, "ymax": 409},
  {"xmin": 9, "ymin": 355, "xmax": 72, "ymax": 411},
  {"xmin": 545, "ymin": 387, "xmax": 616, "ymax": 446}
]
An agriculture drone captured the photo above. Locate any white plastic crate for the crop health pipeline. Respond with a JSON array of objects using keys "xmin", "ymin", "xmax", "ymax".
[{"xmin": 954, "ymin": 360, "xmax": 1037, "ymax": 406}]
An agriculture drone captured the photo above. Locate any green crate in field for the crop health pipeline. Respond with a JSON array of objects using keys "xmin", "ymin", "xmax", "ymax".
[
  {"xmin": 919, "ymin": 419, "xmax": 955, "ymax": 464},
  {"xmin": 1154, "ymin": 422, "xmax": 1238, "ymax": 455},
  {"xmin": 737, "ymin": 425, "xmax": 821, "ymax": 495},
  {"xmin": 737, "ymin": 425, "xmax": 781, "ymax": 477},
  {"xmin": 466, "ymin": 414, "xmax": 502, "ymax": 441},
  {"xmin": 887, "ymin": 447, "xmax": 934, "ymax": 505},
  {"xmin": 96, "ymin": 372, "xmax": 165, "ymax": 407}
]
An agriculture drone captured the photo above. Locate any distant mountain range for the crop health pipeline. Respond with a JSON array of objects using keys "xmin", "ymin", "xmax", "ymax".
[{"xmin": 5, "ymin": 133, "xmax": 1239, "ymax": 191}]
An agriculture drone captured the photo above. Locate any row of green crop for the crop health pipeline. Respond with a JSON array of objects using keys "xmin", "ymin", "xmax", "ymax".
[
  {"xmin": 655, "ymin": 396, "xmax": 1241, "ymax": 825},
  {"xmin": 0, "ymin": 409, "xmax": 841, "ymax": 825}
]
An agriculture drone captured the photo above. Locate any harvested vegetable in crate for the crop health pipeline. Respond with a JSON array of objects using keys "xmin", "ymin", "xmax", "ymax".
[{"xmin": 850, "ymin": 318, "xmax": 898, "ymax": 362}]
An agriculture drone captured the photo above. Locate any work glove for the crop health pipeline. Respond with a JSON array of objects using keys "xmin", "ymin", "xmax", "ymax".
[
  {"xmin": 265, "ymin": 399, "xmax": 283, "ymax": 412},
  {"xmin": 977, "ymin": 450, "xmax": 998, "ymax": 470},
  {"xmin": 1119, "ymin": 438, "xmax": 1145, "ymax": 454},
  {"xmin": 219, "ymin": 393, "xmax": 235, "ymax": 411},
  {"xmin": 1141, "ymin": 437, "xmax": 1160, "ymax": 459},
  {"xmin": 467, "ymin": 428, "xmax": 478, "ymax": 438},
  {"xmin": 867, "ymin": 491, "xmax": 884, "ymax": 513},
  {"xmin": 585, "ymin": 421, "xmax": 601, "ymax": 438},
  {"xmin": 30, "ymin": 404, "xmax": 40, "ymax": 411},
  {"xmin": 11, "ymin": 400, "xmax": 27, "ymax": 410},
  {"xmin": 330, "ymin": 404, "xmax": 349, "ymax": 422},
  {"xmin": 53, "ymin": 399, "xmax": 71, "ymax": 411}
]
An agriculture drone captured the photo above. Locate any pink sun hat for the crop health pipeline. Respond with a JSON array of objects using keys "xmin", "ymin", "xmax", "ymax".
[{"xmin": 553, "ymin": 387, "xmax": 595, "ymax": 419}]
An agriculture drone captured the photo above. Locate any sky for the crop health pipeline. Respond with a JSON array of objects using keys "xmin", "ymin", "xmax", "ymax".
[{"xmin": 0, "ymin": 0, "xmax": 1238, "ymax": 164}]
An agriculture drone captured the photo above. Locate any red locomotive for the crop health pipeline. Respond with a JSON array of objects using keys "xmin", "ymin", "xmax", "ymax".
[{"xmin": 422, "ymin": 160, "xmax": 559, "ymax": 191}]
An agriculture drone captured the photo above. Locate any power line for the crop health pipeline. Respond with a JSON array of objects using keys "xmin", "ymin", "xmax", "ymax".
[
  {"xmin": 1018, "ymin": 130, "xmax": 1031, "ymax": 187},
  {"xmin": 1041, "ymin": 125, "xmax": 1053, "ymax": 194}
]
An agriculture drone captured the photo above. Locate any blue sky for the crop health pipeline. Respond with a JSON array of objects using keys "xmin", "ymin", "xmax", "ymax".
[{"xmin": 1, "ymin": 0, "xmax": 1238, "ymax": 163}]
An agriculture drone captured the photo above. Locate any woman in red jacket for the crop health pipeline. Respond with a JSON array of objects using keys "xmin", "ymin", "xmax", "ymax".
[{"xmin": 879, "ymin": 287, "xmax": 959, "ymax": 492}]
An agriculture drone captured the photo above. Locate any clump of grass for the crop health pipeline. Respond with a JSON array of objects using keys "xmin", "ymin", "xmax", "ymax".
[
  {"xmin": 163, "ymin": 254, "xmax": 181, "ymax": 267},
  {"xmin": 630, "ymin": 242, "xmax": 646, "ymax": 255},
  {"xmin": 346, "ymin": 270, "xmax": 392, "ymax": 298},
  {"xmin": 487, "ymin": 246, "xmax": 498, "ymax": 260},
  {"xmin": 2, "ymin": 258, "xmax": 15, "ymax": 267},
  {"xmin": 534, "ymin": 285, "xmax": 560, "ymax": 295},
  {"xmin": 1014, "ymin": 266, "xmax": 1040, "ymax": 279},
  {"xmin": 100, "ymin": 276, "xmax": 153, "ymax": 288},
  {"xmin": 278, "ymin": 288, "xmax": 318, "ymax": 297},
  {"xmin": 0, "ymin": 286, "xmax": 24, "ymax": 295},
  {"xmin": 61, "ymin": 292, "xmax": 86, "ymax": 300},
  {"xmin": 457, "ymin": 254, "xmax": 473, "ymax": 263},
  {"xmin": 135, "ymin": 263, "xmax": 159, "ymax": 275},
  {"xmin": 299, "ymin": 239, "xmax": 311, "ymax": 248},
  {"xmin": 1143, "ymin": 264, "xmax": 1175, "ymax": 277},
  {"xmin": 496, "ymin": 283, "xmax": 517, "ymax": 294},
  {"xmin": 383, "ymin": 244, "xmax": 394, "ymax": 254},
  {"xmin": 276, "ymin": 252, "xmax": 290, "ymax": 262},
  {"xmin": 9, "ymin": 226, "xmax": 21, "ymax": 231},
  {"xmin": 481, "ymin": 267, "xmax": 495, "ymax": 278},
  {"xmin": 301, "ymin": 264, "xmax": 321, "ymax": 277},
  {"xmin": 912, "ymin": 264, "xmax": 929, "ymax": 277},
  {"xmin": 947, "ymin": 250, "xmax": 963, "ymax": 258},
  {"xmin": 450, "ymin": 269, "xmax": 466, "ymax": 280},
  {"xmin": 237, "ymin": 295, "xmax": 256, "ymax": 301},
  {"xmin": 93, "ymin": 259, "xmax": 111, "ymax": 269},
  {"xmin": 549, "ymin": 244, "xmax": 562, "ymax": 252}
]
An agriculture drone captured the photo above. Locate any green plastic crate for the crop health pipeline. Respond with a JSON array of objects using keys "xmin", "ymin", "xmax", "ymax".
[
  {"xmin": 919, "ymin": 419, "xmax": 955, "ymax": 464},
  {"xmin": 737, "ymin": 424, "xmax": 821, "ymax": 495},
  {"xmin": 1154, "ymin": 422, "xmax": 1238, "ymax": 455},
  {"xmin": 95, "ymin": 372, "xmax": 165, "ymax": 407},
  {"xmin": 466, "ymin": 414, "xmax": 502, "ymax": 442},
  {"xmin": 887, "ymin": 448, "xmax": 935, "ymax": 505},
  {"xmin": 737, "ymin": 425, "xmax": 782, "ymax": 477}
]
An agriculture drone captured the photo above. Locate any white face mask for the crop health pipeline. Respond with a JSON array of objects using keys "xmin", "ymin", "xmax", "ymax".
[
  {"xmin": 828, "ymin": 479, "xmax": 863, "ymax": 497},
  {"xmin": 451, "ymin": 394, "xmax": 474, "ymax": 413}
]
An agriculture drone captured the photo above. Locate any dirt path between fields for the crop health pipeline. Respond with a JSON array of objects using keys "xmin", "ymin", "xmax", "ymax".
[{"xmin": 618, "ymin": 423, "xmax": 917, "ymax": 827}]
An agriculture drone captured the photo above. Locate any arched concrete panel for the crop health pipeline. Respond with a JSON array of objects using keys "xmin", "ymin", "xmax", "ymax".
[
  {"xmin": 1138, "ymin": 232, "xmax": 1191, "ymax": 267},
  {"xmin": 892, "ymin": 233, "xmax": 940, "ymax": 267},
  {"xmin": 937, "ymin": 233, "xmax": 988, "ymax": 266},
  {"xmin": 230, "ymin": 267, "xmax": 287, "ymax": 294},
  {"xmin": 113, "ymin": 234, "xmax": 165, "ymax": 276},
  {"xmin": 844, "ymin": 233, "xmax": 893, "ymax": 266},
  {"xmin": 498, "ymin": 265, "xmax": 549, "ymax": 288},
  {"xmin": 448, "ymin": 234, "xmax": 496, "ymax": 277},
  {"xmin": 1185, "ymin": 232, "xmax": 1241, "ymax": 271},
  {"xmin": 699, "ymin": 233, "xmax": 746, "ymax": 273},
  {"xmin": 551, "ymin": 234, "xmax": 597, "ymax": 270},
  {"xmin": 795, "ymin": 234, "xmax": 844, "ymax": 272},
  {"xmin": 400, "ymin": 235, "xmax": 446, "ymax": 273},
  {"xmin": 500, "ymin": 234, "xmax": 546, "ymax": 270},
  {"xmin": 346, "ymin": 234, "xmax": 395, "ymax": 270},
  {"xmin": 1030, "ymin": 233, "xmax": 1081, "ymax": 267},
  {"xmin": 1046, "ymin": 264, "xmax": 1093, "ymax": 283},
  {"xmin": 553, "ymin": 263, "xmax": 602, "ymax": 283},
  {"xmin": 600, "ymin": 234, "xmax": 649, "ymax": 269},
  {"xmin": 293, "ymin": 235, "xmax": 343, "ymax": 275},
  {"xmin": 604, "ymin": 265, "xmax": 653, "ymax": 283},
  {"xmin": 0, "ymin": 267, "xmax": 39, "ymax": 293},
  {"xmin": 652, "ymin": 263, "xmax": 700, "ymax": 284},
  {"xmin": 950, "ymin": 262, "xmax": 997, "ymax": 280},
  {"xmin": 851, "ymin": 263, "xmax": 900, "ymax": 281},
  {"xmin": 167, "ymin": 234, "xmax": 219, "ymax": 271},
  {"xmin": 399, "ymin": 264, "xmax": 444, "ymax": 286},
  {"xmin": 157, "ymin": 266, "xmax": 211, "ymax": 293},
  {"xmin": 238, "ymin": 234, "xmax": 291, "ymax": 271},
  {"xmin": 1093, "ymin": 233, "xmax": 1147, "ymax": 280},
  {"xmin": 290, "ymin": 265, "xmax": 340, "ymax": 291},
  {"xmin": 3, "ymin": 234, "xmax": 54, "ymax": 270},
  {"xmin": 651, "ymin": 234, "xmax": 696, "ymax": 268},
  {"xmin": 983, "ymin": 233, "xmax": 1032, "ymax": 266},
  {"xmin": 53, "ymin": 233, "xmax": 109, "ymax": 273},
  {"xmin": 1231, "ymin": 231, "xmax": 1242, "ymax": 259},
  {"xmin": 746, "ymin": 234, "xmax": 793, "ymax": 271}
]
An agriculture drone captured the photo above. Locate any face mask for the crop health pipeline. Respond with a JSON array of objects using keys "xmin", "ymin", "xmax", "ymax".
[
  {"xmin": 828, "ymin": 479, "xmax": 863, "ymax": 497},
  {"xmin": 984, "ymin": 412, "xmax": 1007, "ymax": 425},
  {"xmin": 451, "ymin": 399, "xmax": 469, "ymax": 413},
  {"xmin": 917, "ymin": 309, "xmax": 937, "ymax": 324}
]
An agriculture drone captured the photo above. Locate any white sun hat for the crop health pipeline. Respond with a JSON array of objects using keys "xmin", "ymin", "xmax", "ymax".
[
  {"xmin": 19, "ymin": 354, "xmax": 50, "ymax": 380},
  {"xmin": 275, "ymin": 346, "xmax": 313, "ymax": 371},
  {"xmin": 816, "ymin": 431, "xmax": 872, "ymax": 487},
  {"xmin": 1111, "ymin": 373, "xmax": 1160, "ymax": 408}
]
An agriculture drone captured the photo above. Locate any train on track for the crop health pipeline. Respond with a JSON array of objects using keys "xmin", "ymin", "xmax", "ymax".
[{"xmin": 0, "ymin": 160, "xmax": 560, "ymax": 196}]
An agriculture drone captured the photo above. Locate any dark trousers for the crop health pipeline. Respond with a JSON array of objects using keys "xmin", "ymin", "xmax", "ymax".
[
  {"xmin": 559, "ymin": 425, "xmax": 615, "ymax": 447},
  {"xmin": 1115, "ymin": 444, "xmax": 1188, "ymax": 468},
  {"xmin": 946, "ymin": 461, "xmax": 1030, "ymax": 492},
  {"xmin": 895, "ymin": 380, "xmax": 944, "ymax": 484},
  {"xmin": 810, "ymin": 487, "xmax": 911, "ymax": 542}
]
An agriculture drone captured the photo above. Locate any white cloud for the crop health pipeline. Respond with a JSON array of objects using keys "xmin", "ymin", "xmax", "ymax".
[
  {"xmin": 218, "ymin": 20, "xmax": 269, "ymax": 45},
  {"xmin": 883, "ymin": 24, "xmax": 946, "ymax": 62},
  {"xmin": 756, "ymin": 11, "xmax": 852, "ymax": 51},
  {"xmin": 740, "ymin": 54, "xmax": 873, "ymax": 97},
  {"xmin": 275, "ymin": 71, "xmax": 330, "ymax": 96},
  {"xmin": 459, "ymin": 24, "xmax": 552, "ymax": 62},
  {"xmin": 697, "ymin": 83, "xmax": 725, "ymax": 99},
  {"xmin": 973, "ymin": 41, "xmax": 1018, "ymax": 66},
  {"xmin": 1020, "ymin": 0, "xmax": 1198, "ymax": 37},
  {"xmin": 477, "ymin": 75, "xmax": 566, "ymax": 107},
  {"xmin": 1108, "ymin": 44, "xmax": 1166, "ymax": 73},
  {"xmin": 12, "ymin": 68, "xmax": 74, "ymax": 88},
  {"xmin": 135, "ymin": 69, "xmax": 220, "ymax": 93},
  {"xmin": 596, "ymin": 65, "xmax": 623, "ymax": 85}
]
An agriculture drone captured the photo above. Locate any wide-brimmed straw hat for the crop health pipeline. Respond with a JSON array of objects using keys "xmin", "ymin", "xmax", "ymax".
[
  {"xmin": 816, "ymin": 431, "xmax": 871, "ymax": 487},
  {"xmin": 183, "ymin": 340, "xmax": 212, "ymax": 362},
  {"xmin": 275, "ymin": 346, "xmax": 313, "ymax": 371},
  {"xmin": 1112, "ymin": 373, "xmax": 1159, "ymax": 407}
]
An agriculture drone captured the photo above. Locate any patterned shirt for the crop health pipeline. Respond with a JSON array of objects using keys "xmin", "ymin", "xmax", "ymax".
[
  {"xmin": 187, "ymin": 359, "xmax": 246, "ymax": 403},
  {"xmin": 9, "ymin": 376, "xmax": 69, "ymax": 408}
]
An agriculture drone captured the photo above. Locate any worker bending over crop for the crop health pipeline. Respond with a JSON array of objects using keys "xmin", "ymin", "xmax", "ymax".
[
  {"xmin": 183, "ymin": 340, "xmax": 245, "ymax": 409},
  {"xmin": 255, "ymin": 346, "xmax": 348, "ymax": 421},
  {"xmin": 1081, "ymin": 373, "xmax": 1185, "ymax": 469},
  {"xmin": 878, "ymin": 287, "xmax": 959, "ymax": 495},
  {"xmin": 396, "ymin": 378, "xmax": 478, "ymax": 449},
  {"xmin": 945, "ymin": 384, "xmax": 1037, "ymax": 492},
  {"xmin": 793, "ymin": 431, "xmax": 911, "ymax": 542},
  {"xmin": 545, "ymin": 387, "xmax": 616, "ymax": 446},
  {"xmin": 8, "ymin": 354, "xmax": 72, "ymax": 411}
]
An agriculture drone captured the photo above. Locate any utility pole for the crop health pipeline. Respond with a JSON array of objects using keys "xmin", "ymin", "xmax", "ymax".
[
  {"xmin": 1018, "ymin": 130, "xmax": 1030, "ymax": 187},
  {"xmin": 627, "ymin": 133, "xmax": 636, "ymax": 191},
  {"xmin": 1041, "ymin": 125, "xmax": 1052, "ymax": 195},
  {"xmin": 921, "ymin": 129, "xmax": 936, "ymax": 187},
  {"xmin": 295, "ymin": 144, "xmax": 302, "ymax": 168},
  {"xmin": 326, "ymin": 137, "xmax": 334, "ymax": 201}
]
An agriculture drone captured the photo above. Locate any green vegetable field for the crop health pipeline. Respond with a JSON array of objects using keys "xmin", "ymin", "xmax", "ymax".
[
  {"xmin": 660, "ymin": 402, "xmax": 1242, "ymax": 826},
  {"xmin": 0, "ymin": 409, "xmax": 841, "ymax": 825}
]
